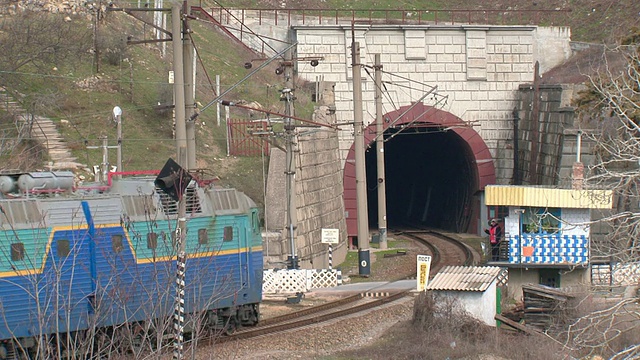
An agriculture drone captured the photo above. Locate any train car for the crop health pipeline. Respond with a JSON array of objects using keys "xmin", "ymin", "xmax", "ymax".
[{"xmin": 0, "ymin": 170, "xmax": 263, "ymax": 358}]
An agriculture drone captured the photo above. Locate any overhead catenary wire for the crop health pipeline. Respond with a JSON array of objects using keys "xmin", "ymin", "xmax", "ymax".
[
  {"xmin": 190, "ymin": 42, "xmax": 298, "ymax": 121},
  {"xmin": 382, "ymin": 95, "xmax": 449, "ymax": 144}
]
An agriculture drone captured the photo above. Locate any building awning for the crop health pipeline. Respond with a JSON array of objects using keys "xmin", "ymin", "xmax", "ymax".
[{"xmin": 485, "ymin": 185, "xmax": 612, "ymax": 209}]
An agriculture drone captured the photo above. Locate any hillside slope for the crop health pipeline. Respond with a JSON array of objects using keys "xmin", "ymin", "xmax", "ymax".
[
  {"xmin": 1, "ymin": 0, "xmax": 638, "ymax": 202},
  {"xmin": 217, "ymin": 0, "xmax": 640, "ymax": 43}
]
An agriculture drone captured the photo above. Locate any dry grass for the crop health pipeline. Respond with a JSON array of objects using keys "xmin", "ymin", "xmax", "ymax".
[
  {"xmin": 333, "ymin": 291, "xmax": 566, "ymax": 360},
  {"xmin": 551, "ymin": 292, "xmax": 640, "ymax": 359}
]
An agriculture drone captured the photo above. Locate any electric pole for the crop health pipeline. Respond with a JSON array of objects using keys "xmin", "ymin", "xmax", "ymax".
[
  {"xmin": 114, "ymin": 106, "xmax": 123, "ymax": 179},
  {"xmin": 171, "ymin": 4, "xmax": 187, "ymax": 360},
  {"xmin": 283, "ymin": 47, "xmax": 298, "ymax": 269},
  {"xmin": 374, "ymin": 54, "xmax": 387, "ymax": 249},
  {"xmin": 352, "ymin": 40, "xmax": 370, "ymax": 276},
  {"xmin": 183, "ymin": 8, "xmax": 196, "ymax": 171}
]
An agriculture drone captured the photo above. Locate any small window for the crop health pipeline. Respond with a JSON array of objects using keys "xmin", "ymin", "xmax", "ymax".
[
  {"xmin": 223, "ymin": 226, "xmax": 233, "ymax": 242},
  {"xmin": 252, "ymin": 212, "xmax": 260, "ymax": 234},
  {"xmin": 11, "ymin": 243, "xmax": 24, "ymax": 261},
  {"xmin": 522, "ymin": 207, "xmax": 561, "ymax": 234},
  {"xmin": 57, "ymin": 240, "xmax": 70, "ymax": 257},
  {"xmin": 147, "ymin": 232, "xmax": 158, "ymax": 249},
  {"xmin": 112, "ymin": 235, "xmax": 123, "ymax": 253},
  {"xmin": 198, "ymin": 229, "xmax": 208, "ymax": 244}
]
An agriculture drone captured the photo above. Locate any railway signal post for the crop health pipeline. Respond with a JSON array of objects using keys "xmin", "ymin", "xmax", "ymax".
[{"xmin": 322, "ymin": 228, "xmax": 339, "ymax": 270}]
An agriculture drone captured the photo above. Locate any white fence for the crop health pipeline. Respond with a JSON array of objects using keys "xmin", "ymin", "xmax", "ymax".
[
  {"xmin": 263, "ymin": 269, "xmax": 342, "ymax": 294},
  {"xmin": 591, "ymin": 262, "xmax": 640, "ymax": 287}
]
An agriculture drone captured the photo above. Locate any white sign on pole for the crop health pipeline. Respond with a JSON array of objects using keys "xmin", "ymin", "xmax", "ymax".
[
  {"xmin": 416, "ymin": 255, "xmax": 432, "ymax": 291},
  {"xmin": 321, "ymin": 228, "xmax": 339, "ymax": 244}
]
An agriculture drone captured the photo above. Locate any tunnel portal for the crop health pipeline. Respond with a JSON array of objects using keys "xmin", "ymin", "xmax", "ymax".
[
  {"xmin": 366, "ymin": 126, "xmax": 474, "ymax": 231},
  {"xmin": 343, "ymin": 104, "xmax": 496, "ymax": 240}
]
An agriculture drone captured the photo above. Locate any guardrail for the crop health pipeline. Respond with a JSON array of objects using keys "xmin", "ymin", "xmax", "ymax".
[{"xmin": 199, "ymin": 6, "xmax": 571, "ymax": 27}]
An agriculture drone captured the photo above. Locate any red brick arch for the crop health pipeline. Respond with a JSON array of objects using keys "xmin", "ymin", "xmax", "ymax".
[{"xmin": 343, "ymin": 103, "xmax": 496, "ymax": 238}]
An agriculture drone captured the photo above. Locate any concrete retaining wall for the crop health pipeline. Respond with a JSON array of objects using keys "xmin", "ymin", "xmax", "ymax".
[{"xmin": 264, "ymin": 81, "xmax": 348, "ymax": 269}]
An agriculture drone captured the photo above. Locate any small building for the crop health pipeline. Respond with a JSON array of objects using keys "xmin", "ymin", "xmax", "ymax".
[
  {"xmin": 484, "ymin": 185, "xmax": 613, "ymax": 300},
  {"xmin": 425, "ymin": 266, "xmax": 503, "ymax": 326}
]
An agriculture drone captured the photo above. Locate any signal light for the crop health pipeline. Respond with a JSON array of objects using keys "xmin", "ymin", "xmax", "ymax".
[{"xmin": 154, "ymin": 158, "xmax": 193, "ymax": 202}]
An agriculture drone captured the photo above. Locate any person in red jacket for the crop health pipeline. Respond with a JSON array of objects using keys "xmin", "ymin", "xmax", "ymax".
[{"xmin": 484, "ymin": 219, "xmax": 502, "ymax": 261}]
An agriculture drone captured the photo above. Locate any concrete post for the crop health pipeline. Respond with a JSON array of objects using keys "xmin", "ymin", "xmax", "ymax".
[
  {"xmin": 374, "ymin": 54, "xmax": 387, "ymax": 249},
  {"xmin": 171, "ymin": 4, "xmax": 187, "ymax": 359},
  {"xmin": 352, "ymin": 40, "xmax": 370, "ymax": 275},
  {"xmin": 183, "ymin": 19, "xmax": 196, "ymax": 170},
  {"xmin": 284, "ymin": 48, "xmax": 298, "ymax": 269}
]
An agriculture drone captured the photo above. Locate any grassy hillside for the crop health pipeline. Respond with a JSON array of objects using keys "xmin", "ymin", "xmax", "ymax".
[
  {"xmin": 0, "ymin": 8, "xmax": 316, "ymax": 207},
  {"xmin": 1, "ymin": 0, "xmax": 638, "ymax": 205},
  {"xmin": 218, "ymin": 0, "xmax": 640, "ymax": 43}
]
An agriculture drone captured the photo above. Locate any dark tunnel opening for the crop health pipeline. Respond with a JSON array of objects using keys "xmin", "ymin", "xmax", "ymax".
[{"xmin": 365, "ymin": 126, "xmax": 477, "ymax": 233}]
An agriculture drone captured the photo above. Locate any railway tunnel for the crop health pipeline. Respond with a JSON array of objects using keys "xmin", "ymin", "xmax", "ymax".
[{"xmin": 343, "ymin": 103, "xmax": 496, "ymax": 243}]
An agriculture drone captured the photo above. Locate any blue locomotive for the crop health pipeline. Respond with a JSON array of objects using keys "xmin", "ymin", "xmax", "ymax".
[{"xmin": 0, "ymin": 170, "xmax": 263, "ymax": 358}]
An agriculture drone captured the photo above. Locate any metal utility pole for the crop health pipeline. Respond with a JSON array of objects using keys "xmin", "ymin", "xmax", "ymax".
[
  {"xmin": 216, "ymin": 75, "xmax": 221, "ymax": 126},
  {"xmin": 352, "ymin": 40, "xmax": 370, "ymax": 276},
  {"xmin": 172, "ymin": 4, "xmax": 187, "ymax": 167},
  {"xmin": 86, "ymin": 134, "xmax": 119, "ymax": 182},
  {"xmin": 113, "ymin": 106, "xmax": 123, "ymax": 179},
  {"xmin": 283, "ymin": 48, "xmax": 298, "ymax": 269},
  {"xmin": 183, "ymin": 10, "xmax": 196, "ymax": 171},
  {"xmin": 101, "ymin": 136, "xmax": 109, "ymax": 182},
  {"xmin": 374, "ymin": 54, "xmax": 387, "ymax": 250},
  {"xmin": 171, "ymin": 4, "xmax": 187, "ymax": 360}
]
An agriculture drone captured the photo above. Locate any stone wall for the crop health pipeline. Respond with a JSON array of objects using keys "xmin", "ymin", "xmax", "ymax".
[
  {"xmin": 264, "ymin": 81, "xmax": 348, "ymax": 269},
  {"xmin": 211, "ymin": 10, "xmax": 574, "ymax": 184},
  {"xmin": 509, "ymin": 84, "xmax": 576, "ymax": 185},
  {"xmin": 291, "ymin": 25, "xmax": 573, "ymax": 185}
]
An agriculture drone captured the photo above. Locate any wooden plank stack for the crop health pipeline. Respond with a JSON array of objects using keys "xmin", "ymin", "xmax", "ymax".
[{"xmin": 522, "ymin": 283, "xmax": 573, "ymax": 331}]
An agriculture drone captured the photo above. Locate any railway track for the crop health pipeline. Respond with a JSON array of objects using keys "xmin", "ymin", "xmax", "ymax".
[
  {"xmin": 193, "ymin": 228, "xmax": 476, "ymax": 350},
  {"xmin": 391, "ymin": 228, "xmax": 476, "ymax": 276},
  {"xmin": 208, "ymin": 290, "xmax": 412, "ymax": 344}
]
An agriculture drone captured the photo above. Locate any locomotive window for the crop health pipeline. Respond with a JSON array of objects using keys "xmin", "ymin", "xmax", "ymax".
[
  {"xmin": 147, "ymin": 232, "xmax": 158, "ymax": 249},
  {"xmin": 11, "ymin": 243, "xmax": 24, "ymax": 261},
  {"xmin": 112, "ymin": 235, "xmax": 124, "ymax": 253},
  {"xmin": 198, "ymin": 228, "xmax": 208, "ymax": 244},
  {"xmin": 223, "ymin": 226, "xmax": 233, "ymax": 242},
  {"xmin": 252, "ymin": 212, "xmax": 260, "ymax": 234},
  {"xmin": 57, "ymin": 239, "xmax": 70, "ymax": 257}
]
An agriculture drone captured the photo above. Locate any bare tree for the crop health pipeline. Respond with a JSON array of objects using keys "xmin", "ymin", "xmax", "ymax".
[
  {"xmin": 0, "ymin": 190, "xmax": 255, "ymax": 359},
  {"xmin": 563, "ymin": 32, "xmax": 640, "ymax": 359},
  {"xmin": 0, "ymin": 11, "xmax": 91, "ymax": 76}
]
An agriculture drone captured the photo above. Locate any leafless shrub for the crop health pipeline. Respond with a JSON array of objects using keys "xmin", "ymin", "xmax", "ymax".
[
  {"xmin": 0, "ymin": 11, "xmax": 91, "ymax": 82},
  {"xmin": 413, "ymin": 291, "xmax": 492, "ymax": 348},
  {"xmin": 98, "ymin": 34, "xmax": 128, "ymax": 67},
  {"xmin": 551, "ymin": 292, "xmax": 640, "ymax": 359},
  {"xmin": 406, "ymin": 291, "xmax": 566, "ymax": 360},
  {"xmin": 0, "ymin": 199, "xmax": 243, "ymax": 359},
  {"xmin": 567, "ymin": 29, "xmax": 640, "ymax": 359}
]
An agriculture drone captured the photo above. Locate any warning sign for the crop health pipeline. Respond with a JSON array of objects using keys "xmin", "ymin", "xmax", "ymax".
[
  {"xmin": 321, "ymin": 228, "xmax": 340, "ymax": 244},
  {"xmin": 416, "ymin": 255, "xmax": 432, "ymax": 291}
]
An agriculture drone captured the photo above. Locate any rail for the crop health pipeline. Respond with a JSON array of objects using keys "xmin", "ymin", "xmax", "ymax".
[
  {"xmin": 393, "ymin": 228, "xmax": 475, "ymax": 274},
  {"xmin": 217, "ymin": 291, "xmax": 410, "ymax": 342}
]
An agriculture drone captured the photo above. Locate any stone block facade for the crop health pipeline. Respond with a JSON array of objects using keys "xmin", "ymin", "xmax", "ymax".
[
  {"xmin": 292, "ymin": 24, "xmax": 572, "ymax": 185},
  {"xmin": 264, "ymin": 82, "xmax": 348, "ymax": 269}
]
